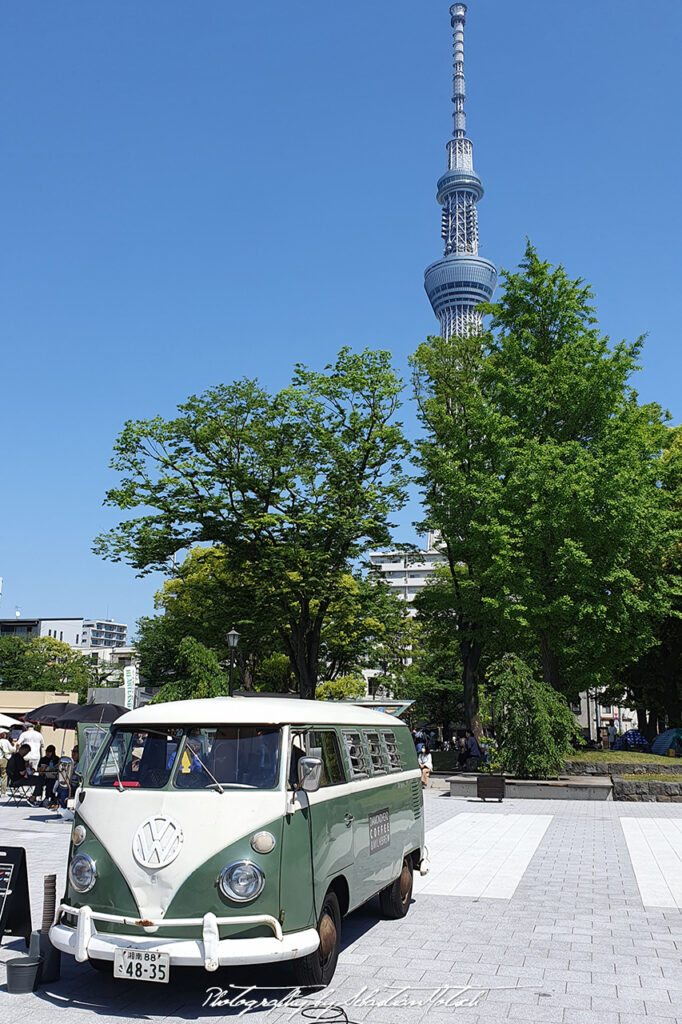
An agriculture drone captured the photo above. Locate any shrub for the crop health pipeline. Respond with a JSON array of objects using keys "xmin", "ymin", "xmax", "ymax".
[{"xmin": 488, "ymin": 654, "xmax": 582, "ymax": 778}]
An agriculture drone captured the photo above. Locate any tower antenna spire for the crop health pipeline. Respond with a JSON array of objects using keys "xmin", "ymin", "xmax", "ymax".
[
  {"xmin": 423, "ymin": 3, "xmax": 497, "ymax": 338},
  {"xmin": 451, "ymin": 3, "xmax": 467, "ymax": 139}
]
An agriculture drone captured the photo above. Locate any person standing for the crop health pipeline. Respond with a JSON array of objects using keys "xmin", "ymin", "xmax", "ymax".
[
  {"xmin": 17, "ymin": 723, "xmax": 44, "ymax": 771},
  {"xmin": 0, "ymin": 730, "xmax": 15, "ymax": 796},
  {"xmin": 607, "ymin": 722, "xmax": 618, "ymax": 748}
]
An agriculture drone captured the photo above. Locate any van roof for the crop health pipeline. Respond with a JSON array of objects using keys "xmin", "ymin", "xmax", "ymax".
[{"xmin": 116, "ymin": 696, "xmax": 408, "ymax": 729}]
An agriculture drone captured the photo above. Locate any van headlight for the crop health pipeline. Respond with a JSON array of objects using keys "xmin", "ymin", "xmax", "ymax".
[
  {"xmin": 218, "ymin": 861, "xmax": 265, "ymax": 903},
  {"xmin": 69, "ymin": 854, "xmax": 97, "ymax": 893}
]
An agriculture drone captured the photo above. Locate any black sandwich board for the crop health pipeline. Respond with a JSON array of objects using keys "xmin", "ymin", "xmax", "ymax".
[{"xmin": 0, "ymin": 847, "xmax": 31, "ymax": 946}]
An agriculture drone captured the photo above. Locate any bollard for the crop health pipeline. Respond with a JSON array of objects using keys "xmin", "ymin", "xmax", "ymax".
[{"xmin": 26, "ymin": 874, "xmax": 62, "ymax": 984}]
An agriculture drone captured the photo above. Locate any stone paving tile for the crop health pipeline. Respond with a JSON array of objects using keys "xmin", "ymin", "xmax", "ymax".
[{"xmin": 3, "ymin": 798, "xmax": 682, "ymax": 1023}]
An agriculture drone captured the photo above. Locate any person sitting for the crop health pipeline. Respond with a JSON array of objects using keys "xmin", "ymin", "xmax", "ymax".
[
  {"xmin": 29, "ymin": 745, "xmax": 60, "ymax": 805},
  {"xmin": 7, "ymin": 744, "xmax": 32, "ymax": 799},
  {"xmin": 418, "ymin": 744, "xmax": 433, "ymax": 788}
]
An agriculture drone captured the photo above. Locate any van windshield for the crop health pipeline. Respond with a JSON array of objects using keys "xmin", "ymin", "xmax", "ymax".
[{"xmin": 89, "ymin": 726, "xmax": 282, "ymax": 791}]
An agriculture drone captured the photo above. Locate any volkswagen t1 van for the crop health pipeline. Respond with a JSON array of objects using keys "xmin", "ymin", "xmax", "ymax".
[{"xmin": 50, "ymin": 697, "xmax": 427, "ymax": 986}]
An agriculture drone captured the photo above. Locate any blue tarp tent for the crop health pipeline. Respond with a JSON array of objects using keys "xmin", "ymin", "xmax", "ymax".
[
  {"xmin": 651, "ymin": 728, "xmax": 682, "ymax": 756},
  {"xmin": 612, "ymin": 729, "xmax": 651, "ymax": 753}
]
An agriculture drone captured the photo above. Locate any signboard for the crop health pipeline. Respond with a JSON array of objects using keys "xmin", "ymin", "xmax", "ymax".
[
  {"xmin": 123, "ymin": 666, "xmax": 136, "ymax": 710},
  {"xmin": 0, "ymin": 847, "xmax": 31, "ymax": 947},
  {"xmin": 368, "ymin": 808, "xmax": 390, "ymax": 855}
]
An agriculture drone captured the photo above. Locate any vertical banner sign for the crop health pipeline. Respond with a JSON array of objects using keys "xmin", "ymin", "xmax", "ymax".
[
  {"xmin": 0, "ymin": 847, "xmax": 32, "ymax": 947},
  {"xmin": 123, "ymin": 666, "xmax": 136, "ymax": 709}
]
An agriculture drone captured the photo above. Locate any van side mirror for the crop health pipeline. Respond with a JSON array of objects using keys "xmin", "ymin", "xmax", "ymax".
[{"xmin": 297, "ymin": 756, "xmax": 323, "ymax": 793}]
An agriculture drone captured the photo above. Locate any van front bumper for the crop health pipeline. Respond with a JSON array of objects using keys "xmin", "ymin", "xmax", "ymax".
[{"xmin": 50, "ymin": 904, "xmax": 319, "ymax": 971}]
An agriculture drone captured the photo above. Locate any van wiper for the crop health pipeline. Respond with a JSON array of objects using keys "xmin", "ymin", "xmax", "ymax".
[{"xmin": 188, "ymin": 750, "xmax": 224, "ymax": 793}]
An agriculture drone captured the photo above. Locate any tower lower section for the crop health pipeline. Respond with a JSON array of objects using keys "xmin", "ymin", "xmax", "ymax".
[{"xmin": 424, "ymin": 254, "xmax": 497, "ymax": 338}]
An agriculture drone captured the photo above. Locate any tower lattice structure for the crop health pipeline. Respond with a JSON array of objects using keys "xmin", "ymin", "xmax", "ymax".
[{"xmin": 424, "ymin": 4, "xmax": 496, "ymax": 338}]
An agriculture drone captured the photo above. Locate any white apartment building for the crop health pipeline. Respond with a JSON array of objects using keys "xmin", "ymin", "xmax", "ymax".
[
  {"xmin": 368, "ymin": 532, "xmax": 446, "ymax": 603},
  {"xmin": 0, "ymin": 617, "xmax": 127, "ymax": 648}
]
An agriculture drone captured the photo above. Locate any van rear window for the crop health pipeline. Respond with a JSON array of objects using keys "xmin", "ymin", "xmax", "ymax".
[
  {"xmin": 364, "ymin": 731, "xmax": 388, "ymax": 774},
  {"xmin": 381, "ymin": 731, "xmax": 403, "ymax": 772},
  {"xmin": 341, "ymin": 731, "xmax": 370, "ymax": 779}
]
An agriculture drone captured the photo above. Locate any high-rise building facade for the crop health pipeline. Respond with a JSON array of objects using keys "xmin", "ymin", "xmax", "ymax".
[{"xmin": 424, "ymin": 4, "xmax": 496, "ymax": 338}]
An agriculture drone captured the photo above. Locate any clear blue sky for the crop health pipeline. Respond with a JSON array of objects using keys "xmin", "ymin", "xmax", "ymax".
[{"xmin": 2, "ymin": 1, "xmax": 681, "ymax": 637}]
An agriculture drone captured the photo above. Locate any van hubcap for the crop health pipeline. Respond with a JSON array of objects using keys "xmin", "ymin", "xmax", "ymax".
[
  {"xmin": 318, "ymin": 911, "xmax": 337, "ymax": 961},
  {"xmin": 399, "ymin": 862, "xmax": 412, "ymax": 903}
]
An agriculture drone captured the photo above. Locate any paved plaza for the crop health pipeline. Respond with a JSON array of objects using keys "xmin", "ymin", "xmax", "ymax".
[{"xmin": 1, "ymin": 793, "xmax": 682, "ymax": 1024}]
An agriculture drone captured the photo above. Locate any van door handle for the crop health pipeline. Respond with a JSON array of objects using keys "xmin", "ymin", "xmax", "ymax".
[{"xmin": 344, "ymin": 813, "xmax": 354, "ymax": 828}]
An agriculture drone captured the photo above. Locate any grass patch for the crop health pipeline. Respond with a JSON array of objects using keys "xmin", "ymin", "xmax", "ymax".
[
  {"xmin": 566, "ymin": 750, "xmax": 680, "ymax": 765},
  {"xmin": 619, "ymin": 773, "xmax": 682, "ymax": 782}
]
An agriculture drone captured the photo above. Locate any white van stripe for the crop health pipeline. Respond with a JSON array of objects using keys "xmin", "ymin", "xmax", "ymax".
[{"xmin": 414, "ymin": 812, "xmax": 552, "ymax": 899}]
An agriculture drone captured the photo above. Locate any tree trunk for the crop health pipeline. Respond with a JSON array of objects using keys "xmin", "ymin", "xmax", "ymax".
[
  {"xmin": 461, "ymin": 639, "xmax": 483, "ymax": 742},
  {"xmin": 281, "ymin": 618, "xmax": 321, "ymax": 700},
  {"xmin": 540, "ymin": 634, "xmax": 561, "ymax": 690},
  {"xmin": 636, "ymin": 707, "xmax": 649, "ymax": 735}
]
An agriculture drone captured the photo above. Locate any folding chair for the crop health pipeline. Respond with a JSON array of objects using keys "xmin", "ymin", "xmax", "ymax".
[{"xmin": 5, "ymin": 777, "xmax": 33, "ymax": 806}]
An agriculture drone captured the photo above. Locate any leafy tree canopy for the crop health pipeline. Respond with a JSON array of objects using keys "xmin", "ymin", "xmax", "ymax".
[
  {"xmin": 0, "ymin": 635, "xmax": 91, "ymax": 702},
  {"xmin": 97, "ymin": 348, "xmax": 409, "ymax": 698},
  {"xmin": 411, "ymin": 243, "xmax": 679, "ymax": 734}
]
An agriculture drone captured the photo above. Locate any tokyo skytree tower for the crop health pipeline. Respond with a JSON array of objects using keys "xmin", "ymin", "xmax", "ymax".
[{"xmin": 424, "ymin": 4, "xmax": 497, "ymax": 339}]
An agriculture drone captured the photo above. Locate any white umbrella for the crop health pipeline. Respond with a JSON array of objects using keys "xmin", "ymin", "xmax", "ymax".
[{"xmin": 0, "ymin": 712, "xmax": 22, "ymax": 728}]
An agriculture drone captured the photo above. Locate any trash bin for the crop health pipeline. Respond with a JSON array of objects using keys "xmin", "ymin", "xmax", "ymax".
[{"xmin": 6, "ymin": 956, "xmax": 43, "ymax": 994}]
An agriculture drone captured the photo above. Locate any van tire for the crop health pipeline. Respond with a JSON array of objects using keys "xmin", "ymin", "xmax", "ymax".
[
  {"xmin": 378, "ymin": 856, "xmax": 413, "ymax": 919},
  {"xmin": 292, "ymin": 890, "xmax": 341, "ymax": 988}
]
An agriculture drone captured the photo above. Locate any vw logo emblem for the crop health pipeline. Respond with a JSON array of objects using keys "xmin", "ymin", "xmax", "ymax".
[{"xmin": 132, "ymin": 815, "xmax": 184, "ymax": 869}]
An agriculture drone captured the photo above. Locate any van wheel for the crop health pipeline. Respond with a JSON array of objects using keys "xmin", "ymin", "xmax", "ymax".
[
  {"xmin": 293, "ymin": 890, "xmax": 341, "ymax": 988},
  {"xmin": 378, "ymin": 856, "xmax": 413, "ymax": 919}
]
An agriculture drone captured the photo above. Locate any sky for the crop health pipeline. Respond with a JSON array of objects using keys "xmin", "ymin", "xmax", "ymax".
[{"xmin": 2, "ymin": 0, "xmax": 682, "ymax": 637}]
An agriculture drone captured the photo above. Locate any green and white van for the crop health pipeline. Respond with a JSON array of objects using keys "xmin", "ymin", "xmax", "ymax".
[{"xmin": 50, "ymin": 697, "xmax": 428, "ymax": 987}]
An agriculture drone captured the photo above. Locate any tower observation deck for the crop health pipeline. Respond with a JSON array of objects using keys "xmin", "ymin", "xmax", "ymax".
[{"xmin": 424, "ymin": 4, "xmax": 496, "ymax": 338}]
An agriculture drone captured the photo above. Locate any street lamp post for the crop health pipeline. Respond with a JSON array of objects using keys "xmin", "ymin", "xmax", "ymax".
[{"xmin": 226, "ymin": 628, "xmax": 240, "ymax": 697}]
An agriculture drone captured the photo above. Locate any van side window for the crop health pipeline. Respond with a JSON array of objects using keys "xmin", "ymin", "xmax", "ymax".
[
  {"xmin": 306, "ymin": 730, "xmax": 346, "ymax": 786},
  {"xmin": 381, "ymin": 731, "xmax": 403, "ymax": 772},
  {"xmin": 341, "ymin": 731, "xmax": 370, "ymax": 779},
  {"xmin": 364, "ymin": 731, "xmax": 388, "ymax": 774}
]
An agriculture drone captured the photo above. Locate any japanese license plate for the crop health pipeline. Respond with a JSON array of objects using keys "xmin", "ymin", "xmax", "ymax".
[{"xmin": 113, "ymin": 948, "xmax": 170, "ymax": 983}]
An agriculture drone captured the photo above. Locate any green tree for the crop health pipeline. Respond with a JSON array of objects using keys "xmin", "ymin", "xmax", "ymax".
[
  {"xmin": 97, "ymin": 348, "xmax": 409, "ymax": 699},
  {"xmin": 488, "ymin": 654, "xmax": 582, "ymax": 778},
  {"xmin": 412, "ymin": 244, "xmax": 678, "ymax": 733},
  {"xmin": 0, "ymin": 635, "xmax": 91, "ymax": 702},
  {"xmin": 136, "ymin": 546, "xmax": 282, "ymax": 690},
  {"xmin": 316, "ymin": 675, "xmax": 366, "ymax": 700},
  {"xmin": 152, "ymin": 637, "xmax": 229, "ymax": 703},
  {"xmin": 604, "ymin": 426, "xmax": 682, "ymax": 733}
]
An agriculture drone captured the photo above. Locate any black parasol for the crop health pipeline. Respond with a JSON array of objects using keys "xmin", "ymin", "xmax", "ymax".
[
  {"xmin": 52, "ymin": 702, "xmax": 128, "ymax": 729},
  {"xmin": 22, "ymin": 702, "xmax": 80, "ymax": 726}
]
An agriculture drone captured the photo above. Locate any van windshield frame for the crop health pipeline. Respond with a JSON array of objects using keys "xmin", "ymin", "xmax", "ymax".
[{"xmin": 88, "ymin": 725, "xmax": 283, "ymax": 792}]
